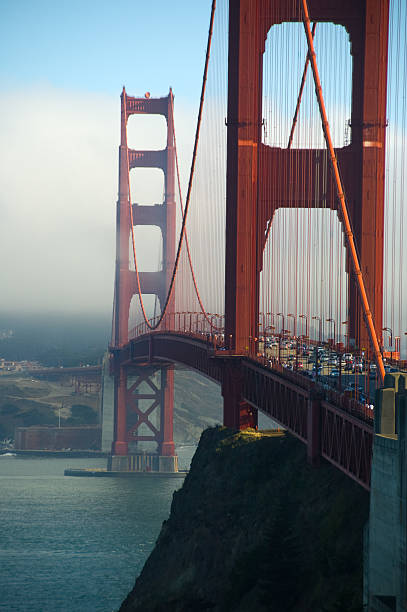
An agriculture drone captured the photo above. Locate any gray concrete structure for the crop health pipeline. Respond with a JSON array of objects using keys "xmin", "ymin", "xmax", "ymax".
[
  {"xmin": 110, "ymin": 453, "xmax": 178, "ymax": 473},
  {"xmin": 101, "ymin": 352, "xmax": 115, "ymax": 453},
  {"xmin": 364, "ymin": 372, "xmax": 407, "ymax": 612}
]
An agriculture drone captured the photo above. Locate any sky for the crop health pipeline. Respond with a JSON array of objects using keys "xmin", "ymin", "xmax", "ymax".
[
  {"xmin": 0, "ymin": 0, "xmax": 212, "ymax": 316},
  {"xmin": 1, "ymin": 0, "xmax": 406, "ymax": 355}
]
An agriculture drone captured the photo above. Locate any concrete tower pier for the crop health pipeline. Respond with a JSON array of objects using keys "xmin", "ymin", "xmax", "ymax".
[{"xmin": 364, "ymin": 372, "xmax": 407, "ymax": 611}]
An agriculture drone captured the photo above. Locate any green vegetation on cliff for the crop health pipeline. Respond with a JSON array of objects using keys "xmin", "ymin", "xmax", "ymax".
[{"xmin": 120, "ymin": 427, "xmax": 369, "ymax": 612}]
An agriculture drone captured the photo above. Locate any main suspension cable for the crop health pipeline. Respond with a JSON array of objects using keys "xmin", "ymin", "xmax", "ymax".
[
  {"xmin": 301, "ymin": 0, "xmax": 385, "ymax": 383},
  {"xmin": 127, "ymin": 0, "xmax": 217, "ymax": 331},
  {"xmin": 287, "ymin": 21, "xmax": 317, "ymax": 149},
  {"xmin": 170, "ymin": 94, "xmax": 223, "ymax": 331}
]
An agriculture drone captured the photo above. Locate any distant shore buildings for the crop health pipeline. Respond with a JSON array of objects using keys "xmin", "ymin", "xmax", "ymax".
[
  {"xmin": 14, "ymin": 426, "xmax": 102, "ymax": 451},
  {"xmin": 0, "ymin": 358, "xmax": 41, "ymax": 373}
]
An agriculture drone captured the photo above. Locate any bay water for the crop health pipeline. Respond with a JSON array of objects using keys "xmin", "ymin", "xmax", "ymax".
[{"xmin": 0, "ymin": 447, "xmax": 195, "ymax": 612}]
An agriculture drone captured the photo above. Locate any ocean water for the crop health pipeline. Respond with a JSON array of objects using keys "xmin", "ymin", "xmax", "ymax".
[{"xmin": 0, "ymin": 447, "xmax": 195, "ymax": 612}]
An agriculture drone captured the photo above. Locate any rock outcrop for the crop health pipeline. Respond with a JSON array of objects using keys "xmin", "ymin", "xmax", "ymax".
[{"xmin": 120, "ymin": 426, "xmax": 368, "ymax": 612}]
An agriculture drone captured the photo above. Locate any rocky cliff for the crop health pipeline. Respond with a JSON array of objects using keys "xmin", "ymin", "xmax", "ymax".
[{"xmin": 120, "ymin": 426, "xmax": 369, "ymax": 612}]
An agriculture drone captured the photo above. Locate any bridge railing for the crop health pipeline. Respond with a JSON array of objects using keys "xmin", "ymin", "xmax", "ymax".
[
  {"xmin": 129, "ymin": 312, "xmax": 225, "ymax": 342},
  {"xmin": 127, "ymin": 312, "xmax": 376, "ymax": 427},
  {"xmin": 128, "ymin": 311, "xmax": 406, "ymax": 375}
]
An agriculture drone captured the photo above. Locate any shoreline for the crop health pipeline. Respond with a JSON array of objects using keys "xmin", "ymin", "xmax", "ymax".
[
  {"xmin": 64, "ymin": 467, "xmax": 188, "ymax": 478},
  {"xmin": 0, "ymin": 449, "xmax": 108, "ymax": 458}
]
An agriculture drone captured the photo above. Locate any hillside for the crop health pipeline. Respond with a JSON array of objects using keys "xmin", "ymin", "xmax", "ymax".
[
  {"xmin": 173, "ymin": 370, "xmax": 222, "ymax": 443},
  {"xmin": 0, "ymin": 312, "xmax": 224, "ymax": 445},
  {"xmin": 0, "ymin": 369, "xmax": 222, "ymax": 446},
  {"xmin": 120, "ymin": 427, "xmax": 369, "ymax": 612},
  {"xmin": 0, "ymin": 375, "xmax": 99, "ymax": 441}
]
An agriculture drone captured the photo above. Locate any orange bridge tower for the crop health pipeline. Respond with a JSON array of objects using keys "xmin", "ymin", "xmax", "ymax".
[{"xmin": 109, "ymin": 88, "xmax": 177, "ymax": 473}]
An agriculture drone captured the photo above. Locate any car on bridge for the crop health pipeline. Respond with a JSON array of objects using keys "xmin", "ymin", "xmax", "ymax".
[
  {"xmin": 369, "ymin": 364, "xmax": 377, "ymax": 378},
  {"xmin": 384, "ymin": 365, "xmax": 399, "ymax": 374},
  {"xmin": 329, "ymin": 369, "xmax": 340, "ymax": 378}
]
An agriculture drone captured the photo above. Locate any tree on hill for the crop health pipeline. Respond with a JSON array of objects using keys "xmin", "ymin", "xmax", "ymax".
[{"xmin": 65, "ymin": 404, "xmax": 98, "ymax": 425}]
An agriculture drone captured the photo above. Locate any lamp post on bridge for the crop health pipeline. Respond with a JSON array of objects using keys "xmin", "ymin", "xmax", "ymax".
[
  {"xmin": 287, "ymin": 313, "xmax": 296, "ymax": 339},
  {"xmin": 287, "ymin": 313, "xmax": 297, "ymax": 370},
  {"xmin": 312, "ymin": 315, "xmax": 322, "ymax": 344},
  {"xmin": 395, "ymin": 337, "xmax": 400, "ymax": 360},
  {"xmin": 326, "ymin": 318, "xmax": 336, "ymax": 348},
  {"xmin": 264, "ymin": 325, "xmax": 275, "ymax": 363},
  {"xmin": 276, "ymin": 313, "xmax": 285, "ymax": 334},
  {"xmin": 341, "ymin": 320, "xmax": 349, "ymax": 351},
  {"xmin": 210, "ymin": 314, "xmax": 220, "ymax": 344},
  {"xmin": 382, "ymin": 327, "xmax": 393, "ymax": 349},
  {"xmin": 261, "ymin": 313, "xmax": 274, "ymax": 340},
  {"xmin": 276, "ymin": 313, "xmax": 285, "ymax": 363},
  {"xmin": 258, "ymin": 317, "xmax": 263, "ymax": 350},
  {"xmin": 299, "ymin": 314, "xmax": 308, "ymax": 340}
]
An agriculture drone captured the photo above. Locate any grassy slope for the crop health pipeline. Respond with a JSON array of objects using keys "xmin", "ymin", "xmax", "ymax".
[
  {"xmin": 0, "ymin": 369, "xmax": 222, "ymax": 445},
  {"xmin": 0, "ymin": 375, "xmax": 99, "ymax": 439}
]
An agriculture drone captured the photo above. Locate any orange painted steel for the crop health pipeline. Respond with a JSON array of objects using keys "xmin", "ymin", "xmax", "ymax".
[
  {"xmin": 301, "ymin": 0, "xmax": 385, "ymax": 384},
  {"xmin": 263, "ymin": 20, "xmax": 315, "ymax": 247},
  {"xmin": 126, "ymin": 0, "xmax": 217, "ymax": 332},
  {"xmin": 110, "ymin": 0, "xmax": 395, "ymax": 476},
  {"xmin": 123, "ymin": 329, "xmax": 374, "ymax": 489},
  {"xmin": 256, "ymin": 0, "xmax": 389, "ymax": 354},
  {"xmin": 112, "ymin": 89, "xmax": 176, "ymax": 457}
]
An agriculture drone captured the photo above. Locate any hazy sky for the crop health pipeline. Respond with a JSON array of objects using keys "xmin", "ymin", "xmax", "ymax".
[{"xmin": 0, "ymin": 0, "xmax": 212, "ymax": 315}]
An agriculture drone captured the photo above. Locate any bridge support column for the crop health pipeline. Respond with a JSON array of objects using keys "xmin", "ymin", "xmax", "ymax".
[
  {"xmin": 364, "ymin": 373, "xmax": 407, "ymax": 611},
  {"xmin": 101, "ymin": 352, "xmax": 115, "ymax": 453},
  {"xmin": 111, "ymin": 362, "xmax": 177, "ymax": 472},
  {"xmin": 222, "ymin": 360, "xmax": 257, "ymax": 430},
  {"xmin": 224, "ymin": 0, "xmax": 263, "ymax": 356},
  {"xmin": 346, "ymin": 0, "xmax": 389, "ymax": 352},
  {"xmin": 113, "ymin": 366, "xmax": 128, "ymax": 456},
  {"xmin": 159, "ymin": 366, "xmax": 175, "ymax": 457},
  {"xmin": 307, "ymin": 394, "xmax": 321, "ymax": 467}
]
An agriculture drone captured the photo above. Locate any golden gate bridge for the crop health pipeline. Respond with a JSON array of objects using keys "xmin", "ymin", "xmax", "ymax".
[
  {"xmin": 103, "ymin": 1, "xmax": 407, "ymax": 605},
  {"xmin": 107, "ymin": 0, "xmax": 406, "ymax": 489}
]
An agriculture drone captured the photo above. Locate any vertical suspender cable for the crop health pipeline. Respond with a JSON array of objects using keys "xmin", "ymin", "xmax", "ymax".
[
  {"xmin": 287, "ymin": 22, "xmax": 317, "ymax": 149},
  {"xmin": 170, "ymin": 94, "xmax": 222, "ymax": 331}
]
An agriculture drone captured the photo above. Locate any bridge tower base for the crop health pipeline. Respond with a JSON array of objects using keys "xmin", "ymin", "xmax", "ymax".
[
  {"xmin": 364, "ymin": 373, "xmax": 407, "ymax": 612},
  {"xmin": 109, "ymin": 453, "xmax": 178, "ymax": 473},
  {"xmin": 101, "ymin": 352, "xmax": 115, "ymax": 453},
  {"xmin": 111, "ymin": 362, "xmax": 178, "ymax": 473},
  {"xmin": 222, "ymin": 359, "xmax": 258, "ymax": 430}
]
